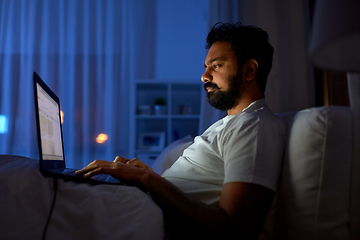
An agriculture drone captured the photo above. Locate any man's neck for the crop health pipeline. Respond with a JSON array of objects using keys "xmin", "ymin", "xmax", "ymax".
[{"xmin": 227, "ymin": 94, "xmax": 264, "ymax": 115}]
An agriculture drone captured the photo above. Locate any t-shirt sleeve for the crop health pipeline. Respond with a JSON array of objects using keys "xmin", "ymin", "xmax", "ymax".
[{"xmin": 222, "ymin": 112, "xmax": 285, "ymax": 191}]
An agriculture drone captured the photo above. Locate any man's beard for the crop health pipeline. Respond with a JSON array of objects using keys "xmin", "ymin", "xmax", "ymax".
[{"xmin": 204, "ymin": 72, "xmax": 244, "ymax": 111}]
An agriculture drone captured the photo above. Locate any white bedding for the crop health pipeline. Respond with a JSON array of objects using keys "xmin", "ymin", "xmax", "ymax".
[{"xmin": 0, "ymin": 155, "xmax": 164, "ymax": 240}]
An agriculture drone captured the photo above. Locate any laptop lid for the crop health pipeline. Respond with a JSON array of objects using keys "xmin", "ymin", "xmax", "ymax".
[
  {"xmin": 33, "ymin": 72, "xmax": 122, "ymax": 185},
  {"xmin": 33, "ymin": 72, "xmax": 66, "ymax": 172}
]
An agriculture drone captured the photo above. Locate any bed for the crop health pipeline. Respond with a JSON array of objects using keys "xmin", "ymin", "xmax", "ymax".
[
  {"xmin": 0, "ymin": 155, "xmax": 164, "ymax": 240},
  {"xmin": 1, "ymin": 104, "xmax": 357, "ymax": 240}
]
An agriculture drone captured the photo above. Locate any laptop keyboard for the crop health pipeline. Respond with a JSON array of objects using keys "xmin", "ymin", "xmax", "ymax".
[
  {"xmin": 61, "ymin": 169, "xmax": 108, "ymax": 181},
  {"xmin": 54, "ymin": 168, "xmax": 77, "ymax": 176},
  {"xmin": 50, "ymin": 168, "xmax": 119, "ymax": 184},
  {"xmin": 92, "ymin": 174, "xmax": 109, "ymax": 181}
]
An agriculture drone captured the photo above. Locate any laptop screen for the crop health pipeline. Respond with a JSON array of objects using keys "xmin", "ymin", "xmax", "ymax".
[{"xmin": 36, "ymin": 82, "xmax": 64, "ymax": 161}]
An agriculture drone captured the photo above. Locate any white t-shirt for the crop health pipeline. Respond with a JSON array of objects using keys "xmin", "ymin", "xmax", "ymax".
[{"xmin": 162, "ymin": 99, "xmax": 286, "ymax": 205}]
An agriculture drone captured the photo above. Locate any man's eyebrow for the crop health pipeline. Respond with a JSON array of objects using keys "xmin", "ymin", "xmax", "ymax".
[{"xmin": 204, "ymin": 57, "xmax": 223, "ymax": 68}]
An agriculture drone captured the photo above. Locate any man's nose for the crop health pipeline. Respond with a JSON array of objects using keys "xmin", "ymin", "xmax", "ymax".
[{"xmin": 201, "ymin": 71, "xmax": 212, "ymax": 83}]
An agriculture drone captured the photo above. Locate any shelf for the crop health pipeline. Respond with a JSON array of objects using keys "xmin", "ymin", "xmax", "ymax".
[{"xmin": 130, "ymin": 80, "xmax": 202, "ymax": 165}]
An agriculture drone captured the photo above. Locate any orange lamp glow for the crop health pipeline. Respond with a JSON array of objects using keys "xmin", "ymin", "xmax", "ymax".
[
  {"xmin": 96, "ymin": 133, "xmax": 108, "ymax": 144},
  {"xmin": 60, "ymin": 111, "xmax": 64, "ymax": 124}
]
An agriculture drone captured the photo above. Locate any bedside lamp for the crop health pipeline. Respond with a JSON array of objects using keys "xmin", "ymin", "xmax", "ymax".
[{"xmin": 308, "ymin": 0, "xmax": 360, "ymax": 239}]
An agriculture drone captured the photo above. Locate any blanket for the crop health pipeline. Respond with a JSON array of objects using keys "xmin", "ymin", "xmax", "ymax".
[{"xmin": 0, "ymin": 155, "xmax": 163, "ymax": 240}]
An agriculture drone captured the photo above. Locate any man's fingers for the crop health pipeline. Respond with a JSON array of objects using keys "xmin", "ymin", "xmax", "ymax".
[
  {"xmin": 127, "ymin": 158, "xmax": 153, "ymax": 171},
  {"xmin": 75, "ymin": 159, "xmax": 103, "ymax": 175},
  {"xmin": 84, "ymin": 168, "xmax": 103, "ymax": 178},
  {"xmin": 76, "ymin": 165, "xmax": 96, "ymax": 175},
  {"xmin": 126, "ymin": 158, "xmax": 141, "ymax": 166},
  {"xmin": 113, "ymin": 156, "xmax": 129, "ymax": 163}
]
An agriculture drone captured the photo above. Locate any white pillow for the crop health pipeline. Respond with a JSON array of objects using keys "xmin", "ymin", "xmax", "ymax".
[
  {"xmin": 275, "ymin": 106, "xmax": 352, "ymax": 239},
  {"xmin": 152, "ymin": 135, "xmax": 193, "ymax": 175}
]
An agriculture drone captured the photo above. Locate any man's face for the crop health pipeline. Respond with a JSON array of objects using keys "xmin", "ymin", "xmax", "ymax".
[{"xmin": 201, "ymin": 41, "xmax": 244, "ymax": 111}]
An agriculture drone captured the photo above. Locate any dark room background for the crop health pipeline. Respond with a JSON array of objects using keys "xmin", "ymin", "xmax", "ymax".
[{"xmin": 0, "ymin": 0, "xmax": 317, "ymax": 168}]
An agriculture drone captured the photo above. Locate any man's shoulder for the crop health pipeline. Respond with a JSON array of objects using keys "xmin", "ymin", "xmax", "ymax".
[
  {"xmin": 227, "ymin": 105, "xmax": 285, "ymax": 133},
  {"xmin": 232, "ymin": 103, "xmax": 275, "ymax": 122}
]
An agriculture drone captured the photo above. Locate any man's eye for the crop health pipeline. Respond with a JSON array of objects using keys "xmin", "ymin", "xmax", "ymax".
[{"xmin": 213, "ymin": 64, "xmax": 219, "ymax": 69}]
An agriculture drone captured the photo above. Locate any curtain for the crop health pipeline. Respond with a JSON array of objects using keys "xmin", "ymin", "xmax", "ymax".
[
  {"xmin": 0, "ymin": 0, "xmax": 156, "ymax": 169},
  {"xmin": 199, "ymin": 0, "xmax": 315, "ymax": 133},
  {"xmin": 0, "ymin": 0, "xmax": 316, "ymax": 166}
]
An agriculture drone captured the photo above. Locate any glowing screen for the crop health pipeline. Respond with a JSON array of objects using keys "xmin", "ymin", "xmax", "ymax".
[{"xmin": 36, "ymin": 83, "xmax": 64, "ymax": 161}]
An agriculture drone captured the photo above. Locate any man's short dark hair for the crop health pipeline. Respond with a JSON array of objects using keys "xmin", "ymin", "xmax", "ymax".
[{"xmin": 206, "ymin": 22, "xmax": 274, "ymax": 94}]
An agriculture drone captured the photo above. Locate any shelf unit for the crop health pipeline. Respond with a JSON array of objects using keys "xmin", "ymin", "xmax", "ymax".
[{"xmin": 129, "ymin": 80, "xmax": 202, "ymax": 166}]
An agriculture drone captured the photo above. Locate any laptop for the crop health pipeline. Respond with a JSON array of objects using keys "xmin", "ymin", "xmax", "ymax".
[{"xmin": 33, "ymin": 72, "xmax": 121, "ymax": 185}]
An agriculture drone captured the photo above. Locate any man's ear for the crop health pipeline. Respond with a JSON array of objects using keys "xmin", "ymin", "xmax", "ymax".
[{"xmin": 244, "ymin": 59, "xmax": 259, "ymax": 82}]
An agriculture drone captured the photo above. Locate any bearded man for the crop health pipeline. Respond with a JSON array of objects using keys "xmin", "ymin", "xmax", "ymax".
[{"xmin": 77, "ymin": 22, "xmax": 285, "ymax": 240}]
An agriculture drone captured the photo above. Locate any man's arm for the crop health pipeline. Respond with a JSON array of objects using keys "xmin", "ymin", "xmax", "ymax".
[
  {"xmin": 76, "ymin": 160, "xmax": 273, "ymax": 239},
  {"xmin": 145, "ymin": 173, "xmax": 273, "ymax": 239}
]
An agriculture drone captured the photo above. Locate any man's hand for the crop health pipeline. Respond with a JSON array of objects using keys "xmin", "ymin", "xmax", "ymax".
[
  {"xmin": 75, "ymin": 157, "xmax": 154, "ymax": 186},
  {"xmin": 113, "ymin": 156, "xmax": 153, "ymax": 171}
]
